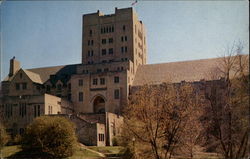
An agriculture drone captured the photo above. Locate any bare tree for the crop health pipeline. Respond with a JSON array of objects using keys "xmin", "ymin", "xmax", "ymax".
[
  {"xmin": 204, "ymin": 41, "xmax": 249, "ymax": 159},
  {"xmin": 122, "ymin": 83, "xmax": 203, "ymax": 159}
]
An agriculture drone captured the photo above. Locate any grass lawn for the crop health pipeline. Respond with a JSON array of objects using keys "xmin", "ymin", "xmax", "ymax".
[
  {"xmin": 1, "ymin": 145, "xmax": 103, "ymax": 159},
  {"xmin": 1, "ymin": 145, "xmax": 22, "ymax": 158},
  {"xmin": 88, "ymin": 146, "xmax": 126, "ymax": 157}
]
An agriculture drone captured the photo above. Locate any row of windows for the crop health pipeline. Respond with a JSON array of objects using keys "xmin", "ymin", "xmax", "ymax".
[
  {"xmin": 3, "ymin": 103, "xmax": 40, "ymax": 118},
  {"xmin": 16, "ymin": 83, "xmax": 27, "ymax": 90},
  {"xmin": 92, "ymin": 76, "xmax": 119, "ymax": 85},
  {"xmin": 46, "ymin": 84, "xmax": 71, "ymax": 92},
  {"xmin": 78, "ymin": 89, "xmax": 119, "ymax": 102},
  {"xmin": 102, "ymin": 48, "xmax": 113, "ymax": 55},
  {"xmin": 101, "ymin": 38, "xmax": 113, "ymax": 44},
  {"xmin": 101, "ymin": 26, "xmax": 114, "ymax": 34},
  {"xmin": 92, "ymin": 78, "xmax": 106, "ymax": 85}
]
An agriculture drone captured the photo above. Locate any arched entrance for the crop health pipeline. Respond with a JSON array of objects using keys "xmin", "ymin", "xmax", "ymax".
[{"xmin": 93, "ymin": 96, "xmax": 105, "ymax": 113}]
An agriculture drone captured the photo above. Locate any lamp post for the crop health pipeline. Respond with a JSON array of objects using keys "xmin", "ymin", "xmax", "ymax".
[{"xmin": 132, "ymin": 137, "xmax": 135, "ymax": 156}]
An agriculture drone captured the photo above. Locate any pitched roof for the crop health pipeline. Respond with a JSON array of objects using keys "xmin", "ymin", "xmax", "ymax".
[
  {"xmin": 132, "ymin": 55, "xmax": 249, "ymax": 86},
  {"xmin": 23, "ymin": 70, "xmax": 43, "ymax": 84},
  {"xmin": 3, "ymin": 64, "xmax": 78, "ymax": 84},
  {"xmin": 27, "ymin": 65, "xmax": 66, "ymax": 83}
]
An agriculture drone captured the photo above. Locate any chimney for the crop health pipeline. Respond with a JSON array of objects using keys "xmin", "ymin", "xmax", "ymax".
[{"xmin": 9, "ymin": 56, "xmax": 20, "ymax": 77}]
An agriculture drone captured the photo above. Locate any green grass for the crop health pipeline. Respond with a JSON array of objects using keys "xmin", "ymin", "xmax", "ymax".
[
  {"xmin": 88, "ymin": 146, "xmax": 126, "ymax": 156},
  {"xmin": 1, "ymin": 145, "xmax": 22, "ymax": 158},
  {"xmin": 1, "ymin": 145, "xmax": 103, "ymax": 159}
]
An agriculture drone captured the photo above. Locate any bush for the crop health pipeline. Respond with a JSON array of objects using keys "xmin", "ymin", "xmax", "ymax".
[
  {"xmin": 22, "ymin": 116, "xmax": 77, "ymax": 158},
  {"xmin": 0, "ymin": 123, "xmax": 9, "ymax": 149},
  {"xmin": 112, "ymin": 136, "xmax": 119, "ymax": 146}
]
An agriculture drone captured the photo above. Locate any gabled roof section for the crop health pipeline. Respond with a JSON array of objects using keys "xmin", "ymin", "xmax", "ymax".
[
  {"xmin": 3, "ymin": 69, "xmax": 42, "ymax": 84},
  {"xmin": 3, "ymin": 64, "xmax": 78, "ymax": 84},
  {"xmin": 27, "ymin": 64, "xmax": 78, "ymax": 84},
  {"xmin": 133, "ymin": 55, "xmax": 249, "ymax": 86},
  {"xmin": 23, "ymin": 70, "xmax": 43, "ymax": 84}
]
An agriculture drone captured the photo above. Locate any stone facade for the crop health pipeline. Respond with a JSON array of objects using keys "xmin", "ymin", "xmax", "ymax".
[{"xmin": 1, "ymin": 7, "xmax": 248, "ymax": 146}]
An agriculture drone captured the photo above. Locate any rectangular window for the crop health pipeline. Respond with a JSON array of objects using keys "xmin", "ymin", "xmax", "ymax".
[
  {"xmin": 20, "ymin": 103, "xmax": 26, "ymax": 117},
  {"xmin": 125, "ymin": 46, "xmax": 128, "ymax": 52},
  {"xmin": 102, "ymin": 49, "xmax": 106, "ymax": 55},
  {"xmin": 114, "ymin": 89, "xmax": 120, "ymax": 99},
  {"xmin": 79, "ymin": 79, "xmax": 83, "ymax": 86},
  {"xmin": 114, "ymin": 76, "xmax": 119, "ymax": 83},
  {"xmin": 79, "ymin": 92, "xmax": 83, "ymax": 102},
  {"xmin": 91, "ymin": 40, "xmax": 94, "ymax": 45},
  {"xmin": 100, "ymin": 78, "xmax": 105, "ymax": 85},
  {"xmin": 22, "ymin": 83, "xmax": 27, "ymax": 90},
  {"xmin": 108, "ymin": 38, "xmax": 113, "ymax": 43},
  {"xmin": 93, "ymin": 79, "xmax": 98, "ymax": 85},
  {"xmin": 102, "ymin": 39, "xmax": 106, "ymax": 44},
  {"xmin": 108, "ymin": 48, "xmax": 113, "ymax": 54},
  {"xmin": 123, "ymin": 25, "xmax": 126, "ymax": 31},
  {"xmin": 121, "ymin": 36, "xmax": 124, "ymax": 42},
  {"xmin": 125, "ymin": 36, "xmax": 127, "ymax": 41},
  {"xmin": 16, "ymin": 83, "xmax": 20, "ymax": 90},
  {"xmin": 121, "ymin": 47, "xmax": 124, "ymax": 53}
]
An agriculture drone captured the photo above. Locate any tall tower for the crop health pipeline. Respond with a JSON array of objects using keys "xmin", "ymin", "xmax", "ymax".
[
  {"xmin": 81, "ymin": 7, "xmax": 147, "ymax": 73},
  {"xmin": 71, "ymin": 7, "xmax": 147, "ymax": 114}
]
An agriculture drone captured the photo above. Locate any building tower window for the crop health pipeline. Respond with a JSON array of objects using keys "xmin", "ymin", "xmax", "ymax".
[
  {"xmin": 93, "ymin": 78, "xmax": 98, "ymax": 85},
  {"xmin": 102, "ymin": 49, "xmax": 106, "ymax": 55},
  {"xmin": 114, "ymin": 76, "xmax": 119, "ymax": 83},
  {"xmin": 108, "ymin": 38, "xmax": 113, "ymax": 43},
  {"xmin": 100, "ymin": 78, "xmax": 105, "ymax": 85},
  {"xmin": 123, "ymin": 25, "xmax": 126, "ymax": 31},
  {"xmin": 79, "ymin": 79, "xmax": 83, "ymax": 86},
  {"xmin": 108, "ymin": 48, "xmax": 113, "ymax": 54}
]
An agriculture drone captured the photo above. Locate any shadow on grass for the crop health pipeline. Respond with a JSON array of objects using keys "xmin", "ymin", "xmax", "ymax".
[{"xmin": 6, "ymin": 150, "xmax": 55, "ymax": 159}]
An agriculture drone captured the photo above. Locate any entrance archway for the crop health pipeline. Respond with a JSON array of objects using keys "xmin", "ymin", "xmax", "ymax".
[{"xmin": 93, "ymin": 96, "xmax": 105, "ymax": 113}]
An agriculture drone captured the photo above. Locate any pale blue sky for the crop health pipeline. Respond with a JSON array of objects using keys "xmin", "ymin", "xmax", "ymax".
[{"xmin": 0, "ymin": 1, "xmax": 249, "ymax": 80}]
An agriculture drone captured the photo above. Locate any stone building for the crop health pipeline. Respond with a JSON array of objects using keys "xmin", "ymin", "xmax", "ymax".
[{"xmin": 0, "ymin": 7, "xmax": 248, "ymax": 146}]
